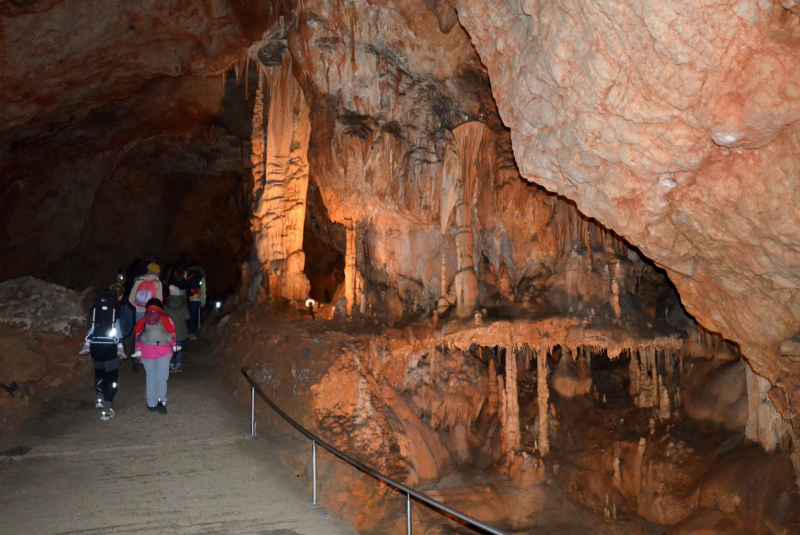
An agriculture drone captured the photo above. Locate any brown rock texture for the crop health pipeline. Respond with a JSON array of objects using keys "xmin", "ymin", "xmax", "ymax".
[
  {"xmin": 0, "ymin": 2, "xmax": 277, "ymax": 291},
  {"xmin": 451, "ymin": 0, "xmax": 800, "ymax": 424}
]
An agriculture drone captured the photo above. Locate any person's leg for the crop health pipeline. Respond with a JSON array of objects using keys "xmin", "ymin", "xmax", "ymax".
[
  {"xmin": 155, "ymin": 354, "xmax": 170, "ymax": 404},
  {"xmin": 93, "ymin": 365, "xmax": 105, "ymax": 408},
  {"xmin": 141, "ymin": 358, "xmax": 158, "ymax": 409},
  {"xmin": 188, "ymin": 301, "xmax": 200, "ymax": 336},
  {"xmin": 100, "ymin": 366, "xmax": 119, "ymax": 420},
  {"xmin": 175, "ymin": 341, "xmax": 184, "ymax": 369},
  {"xmin": 104, "ymin": 367, "xmax": 119, "ymax": 404}
]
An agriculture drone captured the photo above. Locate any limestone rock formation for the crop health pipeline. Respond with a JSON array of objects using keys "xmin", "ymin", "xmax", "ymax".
[
  {"xmin": 0, "ymin": 277, "xmax": 84, "ymax": 336},
  {"xmin": 452, "ymin": 0, "xmax": 800, "ymax": 439}
]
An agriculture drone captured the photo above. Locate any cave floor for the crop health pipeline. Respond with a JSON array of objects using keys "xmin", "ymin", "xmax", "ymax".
[{"xmin": 0, "ymin": 341, "xmax": 357, "ymax": 535}]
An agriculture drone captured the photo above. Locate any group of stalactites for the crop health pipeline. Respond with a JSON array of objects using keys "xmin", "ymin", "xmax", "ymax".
[{"xmin": 629, "ymin": 347, "xmax": 680, "ymax": 421}]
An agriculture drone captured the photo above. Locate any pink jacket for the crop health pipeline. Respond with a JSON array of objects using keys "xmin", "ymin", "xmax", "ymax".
[{"xmin": 134, "ymin": 310, "xmax": 176, "ymax": 360}]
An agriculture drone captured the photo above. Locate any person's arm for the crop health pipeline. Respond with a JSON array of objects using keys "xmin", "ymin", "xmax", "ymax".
[{"xmin": 128, "ymin": 280, "xmax": 140, "ymax": 307}]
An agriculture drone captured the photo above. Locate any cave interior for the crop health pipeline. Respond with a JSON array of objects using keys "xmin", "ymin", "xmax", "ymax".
[{"xmin": 1, "ymin": 0, "xmax": 800, "ymax": 533}]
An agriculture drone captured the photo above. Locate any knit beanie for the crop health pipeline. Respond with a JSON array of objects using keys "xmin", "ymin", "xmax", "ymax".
[
  {"xmin": 147, "ymin": 263, "xmax": 161, "ymax": 274},
  {"xmin": 169, "ymin": 284, "xmax": 180, "ymax": 296}
]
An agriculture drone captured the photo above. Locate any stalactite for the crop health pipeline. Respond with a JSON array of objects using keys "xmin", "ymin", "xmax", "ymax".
[
  {"xmin": 537, "ymin": 350, "xmax": 550, "ymax": 456},
  {"xmin": 437, "ymin": 245, "xmax": 449, "ymax": 314},
  {"xmin": 611, "ymin": 277, "xmax": 621, "ymax": 318},
  {"xmin": 745, "ymin": 364, "xmax": 790, "ymax": 452},
  {"xmin": 585, "ymin": 223, "xmax": 593, "ymax": 272},
  {"xmin": 344, "ymin": 220, "xmax": 357, "ymax": 315},
  {"xmin": 650, "ymin": 348, "xmax": 659, "ymax": 407},
  {"xmin": 629, "ymin": 350, "xmax": 640, "ymax": 400},
  {"xmin": 504, "ymin": 347, "xmax": 521, "ymax": 454}
]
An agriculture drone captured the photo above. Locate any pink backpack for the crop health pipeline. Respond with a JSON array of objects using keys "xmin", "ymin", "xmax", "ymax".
[{"xmin": 135, "ymin": 279, "xmax": 157, "ymax": 308}]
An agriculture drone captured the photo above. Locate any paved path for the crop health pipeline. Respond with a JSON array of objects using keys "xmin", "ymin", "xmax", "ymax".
[{"xmin": 0, "ymin": 344, "xmax": 357, "ymax": 535}]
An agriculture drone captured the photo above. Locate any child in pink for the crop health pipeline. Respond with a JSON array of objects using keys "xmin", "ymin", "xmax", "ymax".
[{"xmin": 132, "ymin": 299, "xmax": 176, "ymax": 414}]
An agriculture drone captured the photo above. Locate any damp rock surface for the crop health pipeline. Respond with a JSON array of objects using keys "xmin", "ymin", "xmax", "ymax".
[{"xmin": 451, "ymin": 0, "xmax": 800, "ymax": 400}]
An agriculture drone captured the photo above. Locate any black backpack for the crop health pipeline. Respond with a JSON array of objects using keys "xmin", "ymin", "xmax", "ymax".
[{"xmin": 89, "ymin": 289, "xmax": 120, "ymax": 345}]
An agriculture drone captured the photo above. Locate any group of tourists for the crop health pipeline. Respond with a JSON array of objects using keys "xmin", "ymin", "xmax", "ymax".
[{"xmin": 79, "ymin": 252, "xmax": 207, "ymax": 421}]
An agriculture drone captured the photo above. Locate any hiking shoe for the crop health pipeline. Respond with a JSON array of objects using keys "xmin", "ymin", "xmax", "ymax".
[
  {"xmin": 100, "ymin": 408, "xmax": 115, "ymax": 421},
  {"xmin": 148, "ymin": 405, "xmax": 157, "ymax": 412},
  {"xmin": 156, "ymin": 401, "xmax": 168, "ymax": 415},
  {"xmin": 95, "ymin": 398, "xmax": 104, "ymax": 409},
  {"xmin": 175, "ymin": 364, "xmax": 182, "ymax": 373},
  {"xmin": 169, "ymin": 364, "xmax": 176, "ymax": 374},
  {"xmin": 189, "ymin": 334, "xmax": 197, "ymax": 341}
]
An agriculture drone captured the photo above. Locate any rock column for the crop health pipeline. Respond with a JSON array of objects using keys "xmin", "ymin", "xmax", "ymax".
[
  {"xmin": 444, "ymin": 122, "xmax": 485, "ymax": 319},
  {"xmin": 251, "ymin": 52, "xmax": 311, "ymax": 301}
]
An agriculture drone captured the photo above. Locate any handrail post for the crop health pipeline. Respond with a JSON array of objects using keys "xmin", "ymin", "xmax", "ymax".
[
  {"xmin": 251, "ymin": 386, "xmax": 256, "ymax": 435},
  {"xmin": 246, "ymin": 386, "xmax": 260, "ymax": 440},
  {"xmin": 406, "ymin": 492, "xmax": 412, "ymax": 535},
  {"xmin": 312, "ymin": 439, "xmax": 318, "ymax": 505}
]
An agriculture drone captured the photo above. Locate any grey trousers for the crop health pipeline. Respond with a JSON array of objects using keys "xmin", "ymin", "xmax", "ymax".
[{"xmin": 141, "ymin": 354, "xmax": 171, "ymax": 407}]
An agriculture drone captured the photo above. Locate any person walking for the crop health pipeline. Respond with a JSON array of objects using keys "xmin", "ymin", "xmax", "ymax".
[
  {"xmin": 163, "ymin": 285, "xmax": 190, "ymax": 373},
  {"xmin": 185, "ymin": 264, "xmax": 206, "ymax": 340},
  {"xmin": 129, "ymin": 263, "xmax": 163, "ymax": 323},
  {"xmin": 78, "ymin": 288, "xmax": 127, "ymax": 421},
  {"xmin": 132, "ymin": 298, "xmax": 176, "ymax": 414}
]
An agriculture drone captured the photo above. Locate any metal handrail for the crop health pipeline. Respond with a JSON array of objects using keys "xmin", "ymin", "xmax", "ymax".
[{"xmin": 241, "ymin": 367, "xmax": 508, "ymax": 535}]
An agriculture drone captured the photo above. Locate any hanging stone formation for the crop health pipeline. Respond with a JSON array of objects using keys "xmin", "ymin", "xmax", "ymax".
[
  {"xmin": 344, "ymin": 219, "xmax": 358, "ymax": 315},
  {"xmin": 251, "ymin": 49, "xmax": 311, "ymax": 302}
]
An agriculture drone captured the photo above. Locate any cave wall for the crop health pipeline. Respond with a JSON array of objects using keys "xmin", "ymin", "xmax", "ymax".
[
  {"xmin": 242, "ymin": 0, "xmax": 668, "ymax": 321},
  {"xmin": 0, "ymin": 1, "xmax": 278, "ymax": 291},
  {"xmin": 449, "ymin": 0, "xmax": 800, "ymax": 438}
]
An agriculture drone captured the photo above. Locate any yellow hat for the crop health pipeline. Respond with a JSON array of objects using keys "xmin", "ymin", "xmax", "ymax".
[{"xmin": 147, "ymin": 263, "xmax": 161, "ymax": 274}]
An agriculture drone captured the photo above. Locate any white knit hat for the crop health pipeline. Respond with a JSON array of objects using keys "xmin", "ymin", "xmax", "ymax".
[{"xmin": 169, "ymin": 285, "xmax": 180, "ymax": 296}]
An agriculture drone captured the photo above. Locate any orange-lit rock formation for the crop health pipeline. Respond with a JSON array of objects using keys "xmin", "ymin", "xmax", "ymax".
[{"xmin": 452, "ymin": 0, "xmax": 800, "ymax": 452}]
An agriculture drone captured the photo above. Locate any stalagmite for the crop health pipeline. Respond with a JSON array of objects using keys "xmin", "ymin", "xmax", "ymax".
[
  {"xmin": 659, "ymin": 378, "xmax": 671, "ymax": 421},
  {"xmin": 251, "ymin": 52, "xmax": 311, "ymax": 301},
  {"xmin": 344, "ymin": 220, "xmax": 357, "ymax": 315},
  {"xmin": 635, "ymin": 437, "xmax": 646, "ymax": 496},
  {"xmin": 504, "ymin": 348, "xmax": 521, "ymax": 454},
  {"xmin": 612, "ymin": 457, "xmax": 621, "ymax": 487},
  {"xmin": 537, "ymin": 351, "xmax": 550, "ymax": 456}
]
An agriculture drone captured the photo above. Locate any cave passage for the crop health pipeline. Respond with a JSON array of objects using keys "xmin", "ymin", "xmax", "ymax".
[
  {"xmin": 302, "ymin": 179, "xmax": 345, "ymax": 303},
  {"xmin": 2, "ymin": 2, "xmax": 800, "ymax": 535}
]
